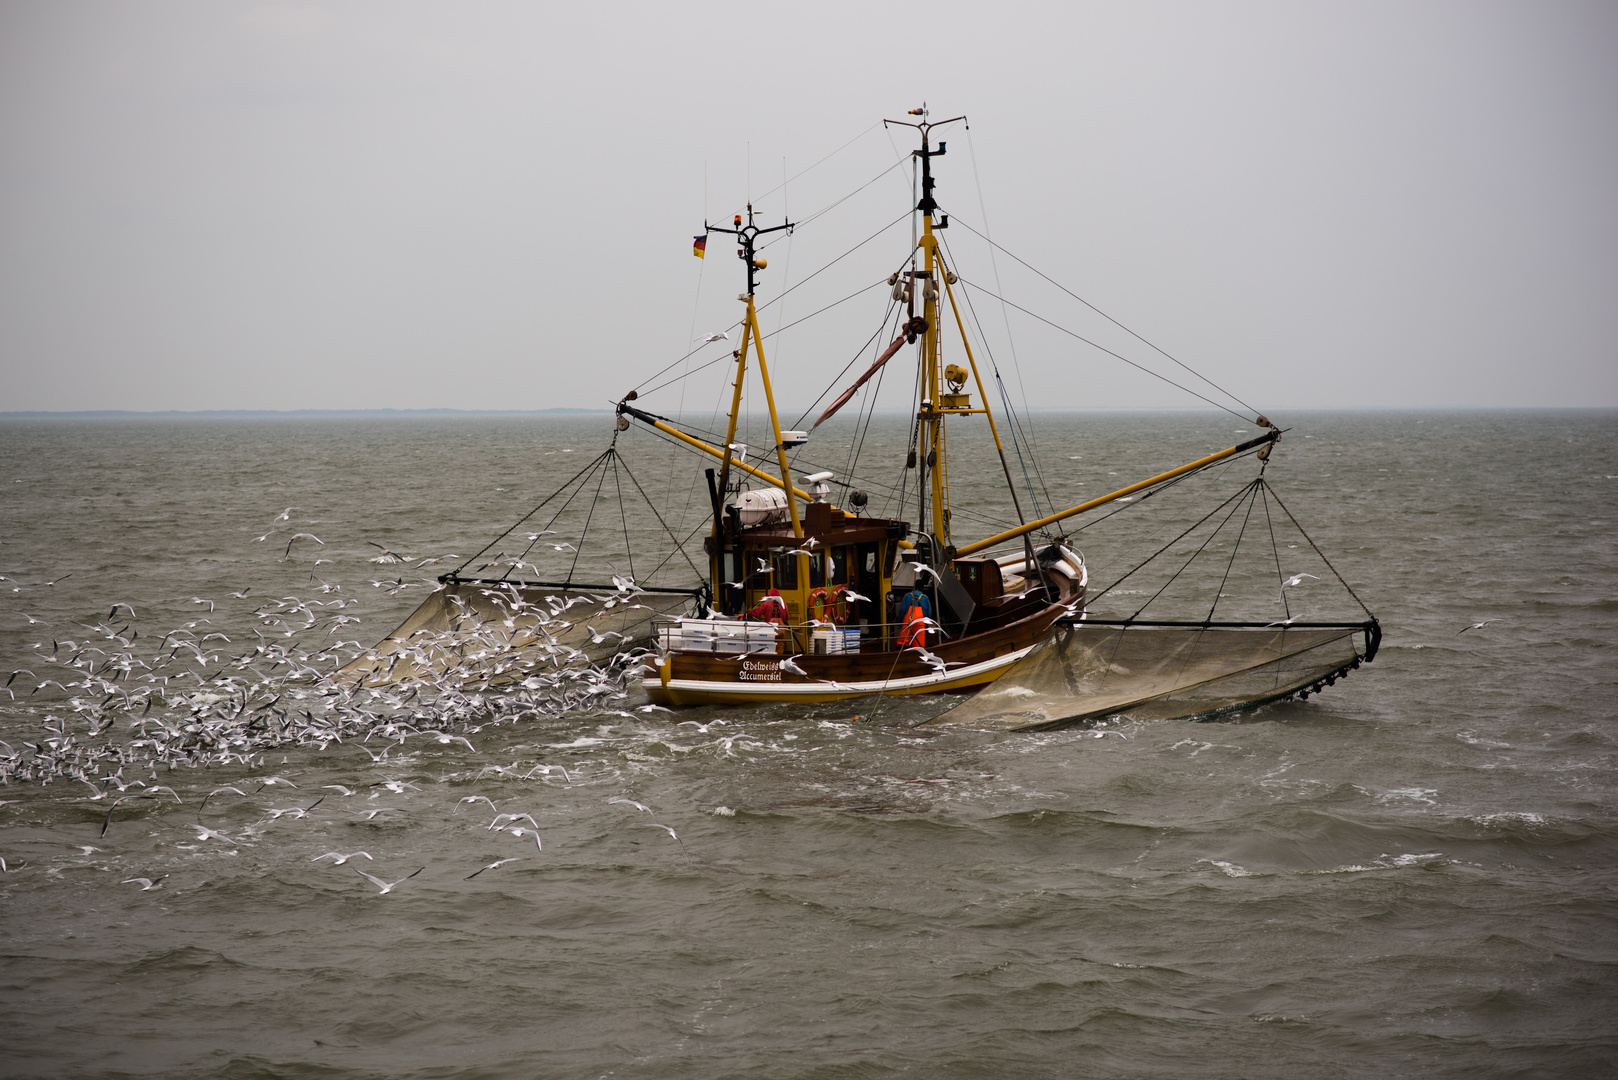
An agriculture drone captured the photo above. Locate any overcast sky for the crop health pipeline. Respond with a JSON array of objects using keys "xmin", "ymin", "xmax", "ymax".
[{"xmin": 1, "ymin": 1, "xmax": 1613, "ymax": 414}]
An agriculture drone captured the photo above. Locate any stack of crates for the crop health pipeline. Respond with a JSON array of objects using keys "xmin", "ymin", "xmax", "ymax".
[
  {"xmin": 660, "ymin": 617, "xmax": 779, "ymax": 655},
  {"xmin": 810, "ymin": 628, "xmax": 862, "ymax": 655}
]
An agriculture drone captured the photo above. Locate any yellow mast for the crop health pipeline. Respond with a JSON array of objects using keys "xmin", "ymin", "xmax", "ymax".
[
  {"xmin": 712, "ymin": 308, "xmax": 751, "ymax": 535},
  {"xmin": 745, "ymin": 293, "xmax": 803, "ymax": 542},
  {"xmin": 886, "ymin": 108, "xmax": 966, "ymax": 555}
]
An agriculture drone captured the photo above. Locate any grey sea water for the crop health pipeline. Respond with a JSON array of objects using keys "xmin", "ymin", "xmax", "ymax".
[{"xmin": 1, "ymin": 409, "xmax": 1615, "ymax": 1079}]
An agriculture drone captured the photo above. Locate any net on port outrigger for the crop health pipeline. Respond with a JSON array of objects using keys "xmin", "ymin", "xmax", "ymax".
[{"xmin": 340, "ymin": 442, "xmax": 706, "ymax": 687}]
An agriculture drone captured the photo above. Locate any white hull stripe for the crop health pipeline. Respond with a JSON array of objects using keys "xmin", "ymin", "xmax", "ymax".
[{"xmin": 645, "ymin": 642, "xmax": 1038, "ymax": 699}]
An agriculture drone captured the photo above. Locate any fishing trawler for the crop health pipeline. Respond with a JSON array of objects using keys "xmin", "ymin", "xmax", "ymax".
[{"xmin": 353, "ymin": 109, "xmax": 1379, "ymax": 728}]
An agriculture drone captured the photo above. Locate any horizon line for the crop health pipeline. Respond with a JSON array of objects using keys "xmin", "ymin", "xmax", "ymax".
[{"xmin": 3, "ymin": 405, "xmax": 1614, "ymax": 420}]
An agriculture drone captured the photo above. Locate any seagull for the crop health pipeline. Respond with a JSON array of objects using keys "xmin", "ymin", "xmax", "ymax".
[
  {"xmin": 229, "ymin": 588, "xmax": 252, "ymax": 598},
  {"xmin": 322, "ymin": 785, "xmax": 356, "ymax": 797},
  {"xmin": 122, "ymin": 876, "xmax": 167, "ymax": 891},
  {"xmin": 190, "ymin": 597, "xmax": 216, "ymax": 612},
  {"xmin": 101, "ymin": 793, "xmax": 162, "ymax": 837},
  {"xmin": 840, "ymin": 589, "xmax": 871, "ymax": 604},
  {"xmin": 465, "ymin": 857, "xmax": 522, "ymax": 879},
  {"xmin": 549, "ymin": 542, "xmax": 577, "ymax": 553},
  {"xmin": 284, "ymin": 533, "xmax": 324, "ymax": 559},
  {"xmin": 609, "ymin": 797, "xmax": 653, "ymax": 815},
  {"xmin": 273, "ymin": 507, "xmax": 299, "ymax": 524},
  {"xmin": 779, "ymin": 655, "xmax": 809, "ymax": 677},
  {"xmin": 639, "ymin": 822, "xmax": 684, "ymax": 850},
  {"xmin": 255, "ymin": 775, "xmax": 298, "ymax": 792},
  {"xmin": 355, "ymin": 808, "xmax": 404, "ymax": 820},
  {"xmin": 197, "ymin": 785, "xmax": 248, "ymax": 819},
  {"xmin": 311, "ymin": 851, "xmax": 372, "ymax": 865},
  {"xmin": 696, "ymin": 330, "xmax": 730, "ymax": 343},
  {"xmin": 190, "ymin": 824, "xmax": 237, "ymax": 845},
  {"xmin": 636, "ymin": 704, "xmax": 674, "ymax": 714},
  {"xmin": 431, "ymin": 733, "xmax": 476, "ymax": 751},
  {"xmin": 1459, "ymin": 620, "xmax": 1497, "ymax": 634},
  {"xmin": 1280, "ymin": 572, "xmax": 1319, "ymax": 594},
  {"xmin": 489, "ymin": 812, "xmax": 539, "ymax": 831},
  {"xmin": 586, "ymin": 625, "xmax": 623, "ymax": 645},
  {"xmin": 905, "ymin": 646, "xmax": 964, "ymax": 675},
  {"xmin": 354, "ymin": 866, "xmax": 423, "ymax": 894},
  {"xmin": 455, "ymin": 795, "xmax": 498, "ymax": 813},
  {"xmin": 366, "ymin": 542, "xmax": 405, "ymax": 564},
  {"xmin": 263, "ymin": 797, "xmax": 323, "ymax": 820},
  {"xmin": 506, "ymin": 827, "xmax": 543, "ymax": 852},
  {"xmin": 108, "ymin": 603, "xmax": 137, "ymax": 620}
]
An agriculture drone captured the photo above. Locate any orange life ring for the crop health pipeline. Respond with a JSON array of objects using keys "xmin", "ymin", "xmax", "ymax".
[
  {"xmin": 832, "ymin": 584, "xmax": 855, "ymax": 623},
  {"xmin": 810, "ymin": 586, "xmax": 850, "ymax": 625}
]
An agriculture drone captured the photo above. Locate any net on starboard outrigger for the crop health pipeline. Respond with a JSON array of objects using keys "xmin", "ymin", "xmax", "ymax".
[
  {"xmin": 926, "ymin": 619, "xmax": 1378, "ymax": 731},
  {"xmin": 929, "ymin": 474, "xmax": 1381, "ymax": 730}
]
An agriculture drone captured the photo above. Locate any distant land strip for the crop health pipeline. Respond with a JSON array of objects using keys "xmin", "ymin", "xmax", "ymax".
[{"xmin": 0, "ymin": 408, "xmax": 612, "ymax": 418}]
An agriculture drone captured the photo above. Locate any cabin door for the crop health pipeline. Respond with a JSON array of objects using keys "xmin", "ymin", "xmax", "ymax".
[{"xmin": 856, "ymin": 542, "xmax": 881, "ymax": 632}]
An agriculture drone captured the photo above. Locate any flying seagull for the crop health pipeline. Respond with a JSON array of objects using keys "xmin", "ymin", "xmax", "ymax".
[{"xmin": 354, "ymin": 866, "xmax": 423, "ymax": 894}]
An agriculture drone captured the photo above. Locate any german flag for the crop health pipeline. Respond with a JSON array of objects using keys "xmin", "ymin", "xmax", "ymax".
[{"xmin": 692, "ymin": 234, "xmax": 707, "ymax": 258}]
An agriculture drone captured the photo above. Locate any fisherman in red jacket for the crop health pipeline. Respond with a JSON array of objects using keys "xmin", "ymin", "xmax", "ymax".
[{"xmin": 746, "ymin": 587, "xmax": 788, "ymax": 624}]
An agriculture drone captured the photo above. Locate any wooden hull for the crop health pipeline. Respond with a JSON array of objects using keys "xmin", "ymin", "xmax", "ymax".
[{"xmin": 644, "ymin": 557, "xmax": 1084, "ymax": 706}]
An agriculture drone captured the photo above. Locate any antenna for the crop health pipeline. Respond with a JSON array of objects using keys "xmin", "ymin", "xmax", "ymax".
[
  {"xmin": 883, "ymin": 109, "xmax": 967, "ymax": 219},
  {"xmin": 704, "ymin": 203, "xmax": 793, "ymax": 298}
]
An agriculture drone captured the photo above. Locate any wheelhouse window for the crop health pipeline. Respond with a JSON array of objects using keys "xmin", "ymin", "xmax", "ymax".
[{"xmin": 772, "ymin": 550, "xmax": 799, "ymax": 590}]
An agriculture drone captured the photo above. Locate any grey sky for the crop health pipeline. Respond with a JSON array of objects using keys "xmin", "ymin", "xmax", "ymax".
[{"xmin": 1, "ymin": 1, "xmax": 1613, "ymax": 413}]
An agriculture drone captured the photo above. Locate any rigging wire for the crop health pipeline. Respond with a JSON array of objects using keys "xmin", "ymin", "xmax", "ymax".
[
  {"xmin": 940, "ymin": 233, "xmax": 1055, "ymax": 518},
  {"xmin": 964, "ymin": 127, "xmax": 1043, "ymax": 465},
  {"xmin": 1116, "ymin": 480, "xmax": 1260, "ymax": 619},
  {"xmin": 615, "ymin": 452, "xmax": 706, "ymax": 583},
  {"xmin": 958, "ymin": 277, "xmax": 1257, "ymax": 425},
  {"xmin": 627, "ymin": 210, "xmax": 910, "ymax": 401},
  {"xmin": 1261, "ymin": 482, "xmax": 1376, "ymax": 618},
  {"xmin": 732, "ymin": 122, "xmax": 883, "ymax": 216},
  {"xmin": 1260, "ymin": 483, "xmax": 1292, "ymax": 620},
  {"xmin": 787, "ymin": 269, "xmax": 908, "ymax": 431},
  {"xmin": 842, "ymin": 306, "xmax": 903, "ymax": 494},
  {"xmin": 455, "ymin": 450, "xmax": 613, "ymax": 574},
  {"xmin": 1205, "ymin": 481, "xmax": 1262, "ymax": 623},
  {"xmin": 758, "ymin": 157, "xmax": 910, "ymax": 248},
  {"xmin": 953, "ymin": 217, "xmax": 1265, "ymax": 420},
  {"xmin": 611, "ymin": 453, "xmax": 634, "ymax": 582},
  {"xmin": 563, "ymin": 462, "xmax": 613, "ymax": 583}
]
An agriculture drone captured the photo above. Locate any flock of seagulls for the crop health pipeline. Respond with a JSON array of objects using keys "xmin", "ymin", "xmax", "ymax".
[
  {"xmin": 86, "ymin": 783, "xmax": 689, "ymax": 895},
  {"xmin": 0, "ymin": 508, "xmax": 700, "ymax": 895},
  {"xmin": 2, "ymin": 538, "xmax": 662, "ymax": 793}
]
